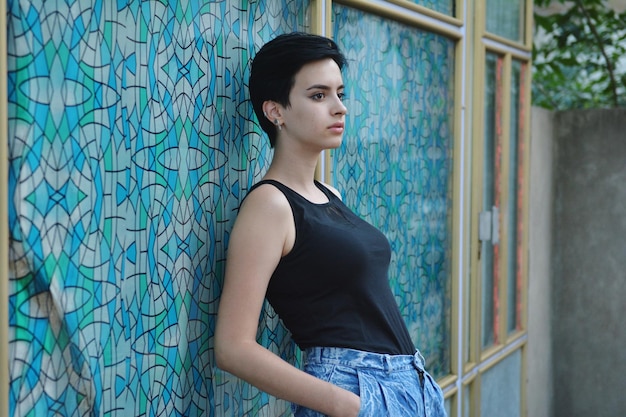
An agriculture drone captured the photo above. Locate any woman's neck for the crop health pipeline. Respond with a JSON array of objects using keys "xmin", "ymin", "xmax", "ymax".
[{"xmin": 262, "ymin": 145, "xmax": 324, "ymax": 196}]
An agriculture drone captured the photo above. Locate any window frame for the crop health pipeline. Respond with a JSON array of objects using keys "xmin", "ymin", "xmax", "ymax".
[
  {"xmin": 0, "ymin": 0, "xmax": 9, "ymax": 415},
  {"xmin": 466, "ymin": 0, "xmax": 532, "ymax": 415}
]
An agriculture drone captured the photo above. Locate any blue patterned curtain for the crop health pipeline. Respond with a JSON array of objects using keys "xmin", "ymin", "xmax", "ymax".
[
  {"xmin": 7, "ymin": 1, "xmax": 308, "ymax": 416},
  {"xmin": 332, "ymin": 4, "xmax": 455, "ymax": 379}
]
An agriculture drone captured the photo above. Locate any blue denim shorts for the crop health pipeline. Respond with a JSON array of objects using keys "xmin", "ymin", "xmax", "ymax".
[{"xmin": 293, "ymin": 347, "xmax": 447, "ymax": 417}]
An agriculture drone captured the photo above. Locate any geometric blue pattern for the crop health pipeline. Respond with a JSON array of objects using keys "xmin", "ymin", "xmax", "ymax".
[{"xmin": 7, "ymin": 1, "xmax": 308, "ymax": 415}]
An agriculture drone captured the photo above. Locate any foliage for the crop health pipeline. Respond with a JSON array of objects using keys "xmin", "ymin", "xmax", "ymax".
[{"xmin": 532, "ymin": 0, "xmax": 626, "ymax": 109}]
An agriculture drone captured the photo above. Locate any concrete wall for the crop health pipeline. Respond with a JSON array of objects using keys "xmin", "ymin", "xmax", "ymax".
[
  {"xmin": 552, "ymin": 109, "xmax": 626, "ymax": 417},
  {"xmin": 527, "ymin": 107, "xmax": 555, "ymax": 417}
]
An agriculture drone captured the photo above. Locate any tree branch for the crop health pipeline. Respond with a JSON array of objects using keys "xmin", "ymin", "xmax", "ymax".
[{"xmin": 575, "ymin": 0, "xmax": 619, "ymax": 106}]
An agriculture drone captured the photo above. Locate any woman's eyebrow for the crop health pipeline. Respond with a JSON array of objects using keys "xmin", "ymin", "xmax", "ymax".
[{"xmin": 306, "ymin": 84, "xmax": 345, "ymax": 91}]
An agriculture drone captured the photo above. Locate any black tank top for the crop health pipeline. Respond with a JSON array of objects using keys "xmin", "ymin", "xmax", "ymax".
[{"xmin": 249, "ymin": 179, "xmax": 415, "ymax": 355}]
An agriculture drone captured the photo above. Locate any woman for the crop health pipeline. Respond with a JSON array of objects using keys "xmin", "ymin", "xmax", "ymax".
[{"xmin": 215, "ymin": 32, "xmax": 446, "ymax": 417}]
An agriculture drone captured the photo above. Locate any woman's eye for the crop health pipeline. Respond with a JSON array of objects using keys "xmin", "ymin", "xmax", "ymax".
[
  {"xmin": 338, "ymin": 92, "xmax": 346, "ymax": 101},
  {"xmin": 311, "ymin": 93, "xmax": 325, "ymax": 100}
]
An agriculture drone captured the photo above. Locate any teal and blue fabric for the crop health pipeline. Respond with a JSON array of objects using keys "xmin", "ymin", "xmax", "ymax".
[{"xmin": 7, "ymin": 1, "xmax": 307, "ymax": 416}]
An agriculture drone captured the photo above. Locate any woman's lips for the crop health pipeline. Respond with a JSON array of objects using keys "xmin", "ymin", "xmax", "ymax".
[{"xmin": 329, "ymin": 122, "xmax": 344, "ymax": 133}]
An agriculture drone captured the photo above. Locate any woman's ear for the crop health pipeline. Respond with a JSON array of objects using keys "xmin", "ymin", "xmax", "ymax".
[{"xmin": 262, "ymin": 100, "xmax": 283, "ymax": 124}]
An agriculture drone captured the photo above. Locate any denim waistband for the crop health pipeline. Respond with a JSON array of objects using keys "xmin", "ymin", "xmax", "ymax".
[{"xmin": 303, "ymin": 347, "xmax": 426, "ymax": 373}]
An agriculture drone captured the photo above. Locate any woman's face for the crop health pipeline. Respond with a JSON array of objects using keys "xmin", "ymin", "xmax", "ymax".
[{"xmin": 279, "ymin": 58, "xmax": 347, "ymax": 151}]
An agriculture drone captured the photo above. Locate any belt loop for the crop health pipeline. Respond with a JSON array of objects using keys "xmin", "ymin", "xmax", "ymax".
[
  {"xmin": 317, "ymin": 347, "xmax": 325, "ymax": 363},
  {"xmin": 413, "ymin": 350, "xmax": 425, "ymax": 370},
  {"xmin": 309, "ymin": 347, "xmax": 322, "ymax": 364}
]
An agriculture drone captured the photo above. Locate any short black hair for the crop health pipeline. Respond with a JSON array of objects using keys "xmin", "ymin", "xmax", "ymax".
[{"xmin": 248, "ymin": 32, "xmax": 347, "ymax": 147}]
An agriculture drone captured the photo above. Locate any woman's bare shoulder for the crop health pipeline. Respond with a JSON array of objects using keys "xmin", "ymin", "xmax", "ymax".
[
  {"xmin": 238, "ymin": 182, "xmax": 292, "ymax": 219},
  {"xmin": 230, "ymin": 182, "xmax": 294, "ymax": 259}
]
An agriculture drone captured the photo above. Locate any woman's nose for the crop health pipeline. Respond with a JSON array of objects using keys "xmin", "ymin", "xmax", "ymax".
[{"xmin": 335, "ymin": 98, "xmax": 347, "ymax": 115}]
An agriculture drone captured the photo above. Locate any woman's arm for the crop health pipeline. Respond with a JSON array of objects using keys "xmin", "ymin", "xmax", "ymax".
[{"xmin": 214, "ymin": 185, "xmax": 360, "ymax": 417}]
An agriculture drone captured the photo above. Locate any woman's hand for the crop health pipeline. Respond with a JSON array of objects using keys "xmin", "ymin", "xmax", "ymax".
[{"xmin": 331, "ymin": 391, "xmax": 361, "ymax": 417}]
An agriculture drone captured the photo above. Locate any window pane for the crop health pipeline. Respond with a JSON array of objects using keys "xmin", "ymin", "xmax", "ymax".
[
  {"xmin": 481, "ymin": 52, "xmax": 503, "ymax": 349},
  {"xmin": 400, "ymin": 0, "xmax": 456, "ymax": 16},
  {"xmin": 333, "ymin": 4, "xmax": 455, "ymax": 379},
  {"xmin": 485, "ymin": 0, "xmax": 525, "ymax": 43},
  {"xmin": 445, "ymin": 395, "xmax": 454, "ymax": 416},
  {"xmin": 507, "ymin": 61, "xmax": 526, "ymax": 335},
  {"xmin": 463, "ymin": 383, "xmax": 473, "ymax": 417},
  {"xmin": 480, "ymin": 349, "xmax": 522, "ymax": 417}
]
